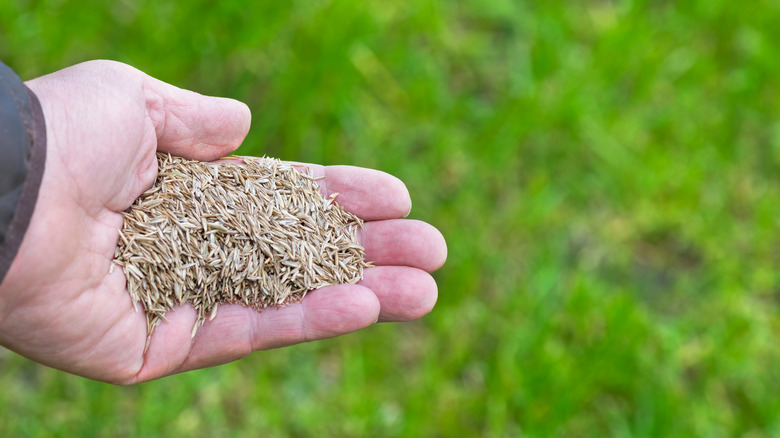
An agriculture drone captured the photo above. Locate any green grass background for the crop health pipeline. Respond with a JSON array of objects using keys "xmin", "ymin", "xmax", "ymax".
[{"xmin": 2, "ymin": 0, "xmax": 780, "ymax": 436}]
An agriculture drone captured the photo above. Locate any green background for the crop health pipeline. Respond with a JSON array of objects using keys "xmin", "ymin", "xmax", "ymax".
[{"xmin": 2, "ymin": 0, "xmax": 780, "ymax": 436}]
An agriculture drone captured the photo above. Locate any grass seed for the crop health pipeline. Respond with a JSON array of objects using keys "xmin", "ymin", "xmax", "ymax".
[{"xmin": 113, "ymin": 153, "xmax": 370, "ymax": 347}]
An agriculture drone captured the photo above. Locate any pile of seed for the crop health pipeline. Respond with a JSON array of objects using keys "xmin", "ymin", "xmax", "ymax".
[{"xmin": 112, "ymin": 153, "xmax": 369, "ymax": 343}]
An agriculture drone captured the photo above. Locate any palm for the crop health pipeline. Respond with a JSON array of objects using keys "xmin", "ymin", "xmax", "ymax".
[{"xmin": 0, "ymin": 61, "xmax": 445, "ymax": 384}]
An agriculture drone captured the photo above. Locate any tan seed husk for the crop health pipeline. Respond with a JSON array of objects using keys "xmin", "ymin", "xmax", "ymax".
[{"xmin": 113, "ymin": 153, "xmax": 370, "ymax": 348}]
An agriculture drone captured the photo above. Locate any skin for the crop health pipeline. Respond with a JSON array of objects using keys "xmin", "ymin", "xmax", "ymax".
[{"xmin": 0, "ymin": 60, "xmax": 447, "ymax": 384}]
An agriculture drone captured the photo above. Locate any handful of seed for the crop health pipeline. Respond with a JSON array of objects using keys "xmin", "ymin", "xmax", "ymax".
[{"xmin": 113, "ymin": 153, "xmax": 369, "ymax": 343}]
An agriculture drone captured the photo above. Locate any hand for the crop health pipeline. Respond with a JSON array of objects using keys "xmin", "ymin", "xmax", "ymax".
[{"xmin": 0, "ymin": 60, "xmax": 446, "ymax": 384}]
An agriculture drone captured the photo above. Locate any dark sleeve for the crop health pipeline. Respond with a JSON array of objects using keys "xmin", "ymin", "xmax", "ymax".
[{"xmin": 0, "ymin": 61, "xmax": 47, "ymax": 285}]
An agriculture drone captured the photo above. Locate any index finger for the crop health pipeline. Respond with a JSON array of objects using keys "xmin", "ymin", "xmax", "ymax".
[
  {"xmin": 303, "ymin": 164, "xmax": 412, "ymax": 221},
  {"xmin": 217, "ymin": 158, "xmax": 413, "ymax": 221}
]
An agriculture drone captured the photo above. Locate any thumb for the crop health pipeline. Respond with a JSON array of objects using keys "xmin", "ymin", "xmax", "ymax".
[{"xmin": 143, "ymin": 75, "xmax": 251, "ymax": 161}]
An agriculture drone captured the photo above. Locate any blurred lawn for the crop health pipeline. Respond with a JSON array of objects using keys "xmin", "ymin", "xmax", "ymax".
[{"xmin": 3, "ymin": 0, "xmax": 780, "ymax": 436}]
